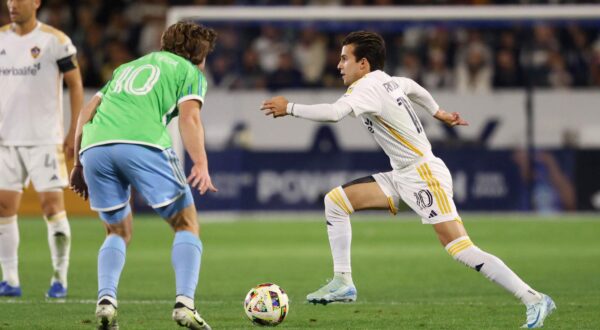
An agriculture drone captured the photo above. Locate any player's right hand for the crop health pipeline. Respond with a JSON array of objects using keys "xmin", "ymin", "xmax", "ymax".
[
  {"xmin": 188, "ymin": 164, "xmax": 218, "ymax": 195},
  {"xmin": 69, "ymin": 165, "xmax": 88, "ymax": 200},
  {"xmin": 260, "ymin": 96, "xmax": 289, "ymax": 118}
]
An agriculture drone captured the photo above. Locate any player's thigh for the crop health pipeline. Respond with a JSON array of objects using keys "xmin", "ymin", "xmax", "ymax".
[
  {"xmin": 0, "ymin": 145, "xmax": 28, "ymax": 192},
  {"xmin": 113, "ymin": 145, "xmax": 188, "ymax": 210},
  {"xmin": 341, "ymin": 175, "xmax": 390, "ymax": 211},
  {"xmin": 81, "ymin": 146, "xmax": 131, "ymax": 213},
  {"xmin": 22, "ymin": 145, "xmax": 69, "ymax": 192},
  {"xmin": 396, "ymin": 157, "xmax": 460, "ymax": 224}
]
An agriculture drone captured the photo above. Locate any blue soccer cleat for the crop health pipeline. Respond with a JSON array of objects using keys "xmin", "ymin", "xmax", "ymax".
[
  {"xmin": 306, "ymin": 278, "xmax": 357, "ymax": 305},
  {"xmin": 0, "ymin": 281, "xmax": 22, "ymax": 297},
  {"xmin": 46, "ymin": 282, "xmax": 67, "ymax": 298},
  {"xmin": 522, "ymin": 293, "xmax": 556, "ymax": 328}
]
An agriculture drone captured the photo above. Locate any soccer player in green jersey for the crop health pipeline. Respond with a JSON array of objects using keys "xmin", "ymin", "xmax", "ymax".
[{"xmin": 70, "ymin": 22, "xmax": 217, "ymax": 330}]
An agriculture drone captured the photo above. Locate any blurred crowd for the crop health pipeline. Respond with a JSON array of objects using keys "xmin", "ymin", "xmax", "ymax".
[{"xmin": 2, "ymin": 0, "xmax": 600, "ymax": 91}]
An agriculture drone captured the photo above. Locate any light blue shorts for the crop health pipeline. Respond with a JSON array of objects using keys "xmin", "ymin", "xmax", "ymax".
[{"xmin": 81, "ymin": 144, "xmax": 192, "ymax": 221}]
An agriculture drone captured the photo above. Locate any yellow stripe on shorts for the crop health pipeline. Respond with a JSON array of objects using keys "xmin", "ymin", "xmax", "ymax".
[
  {"xmin": 447, "ymin": 238, "xmax": 474, "ymax": 256},
  {"xmin": 416, "ymin": 165, "xmax": 448, "ymax": 214},
  {"xmin": 387, "ymin": 196, "xmax": 397, "ymax": 215},
  {"xmin": 423, "ymin": 164, "xmax": 451, "ymax": 214}
]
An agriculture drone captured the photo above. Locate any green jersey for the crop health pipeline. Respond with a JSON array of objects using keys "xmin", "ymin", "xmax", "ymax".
[{"xmin": 81, "ymin": 51, "xmax": 207, "ymax": 152}]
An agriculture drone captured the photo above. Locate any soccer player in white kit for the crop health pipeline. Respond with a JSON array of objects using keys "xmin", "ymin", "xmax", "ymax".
[
  {"xmin": 261, "ymin": 31, "xmax": 555, "ymax": 328},
  {"xmin": 0, "ymin": 0, "xmax": 83, "ymax": 298}
]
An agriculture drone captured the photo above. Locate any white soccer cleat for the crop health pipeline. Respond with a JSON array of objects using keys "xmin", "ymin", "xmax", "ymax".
[
  {"xmin": 96, "ymin": 296, "xmax": 118, "ymax": 330},
  {"xmin": 172, "ymin": 302, "xmax": 212, "ymax": 330},
  {"xmin": 521, "ymin": 293, "xmax": 556, "ymax": 328},
  {"xmin": 306, "ymin": 278, "xmax": 357, "ymax": 305}
]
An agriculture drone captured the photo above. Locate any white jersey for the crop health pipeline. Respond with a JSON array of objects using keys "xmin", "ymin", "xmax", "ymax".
[
  {"xmin": 0, "ymin": 22, "xmax": 77, "ymax": 146},
  {"xmin": 337, "ymin": 70, "xmax": 440, "ymax": 170}
]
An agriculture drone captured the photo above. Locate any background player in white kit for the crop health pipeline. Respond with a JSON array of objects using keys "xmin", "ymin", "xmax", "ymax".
[
  {"xmin": 0, "ymin": 0, "xmax": 83, "ymax": 298},
  {"xmin": 261, "ymin": 31, "xmax": 555, "ymax": 328}
]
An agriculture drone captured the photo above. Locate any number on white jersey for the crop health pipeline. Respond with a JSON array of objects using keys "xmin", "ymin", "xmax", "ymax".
[{"xmin": 396, "ymin": 96, "xmax": 423, "ymax": 134}]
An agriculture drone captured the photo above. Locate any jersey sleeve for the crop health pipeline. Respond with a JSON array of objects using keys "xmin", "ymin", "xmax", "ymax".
[
  {"xmin": 177, "ymin": 65, "xmax": 207, "ymax": 106},
  {"xmin": 337, "ymin": 78, "xmax": 382, "ymax": 117},
  {"xmin": 52, "ymin": 31, "xmax": 78, "ymax": 73},
  {"xmin": 395, "ymin": 77, "xmax": 439, "ymax": 116}
]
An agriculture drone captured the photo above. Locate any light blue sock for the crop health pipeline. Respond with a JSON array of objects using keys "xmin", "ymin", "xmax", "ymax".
[
  {"xmin": 98, "ymin": 234, "xmax": 126, "ymax": 299},
  {"xmin": 172, "ymin": 231, "xmax": 202, "ymax": 298}
]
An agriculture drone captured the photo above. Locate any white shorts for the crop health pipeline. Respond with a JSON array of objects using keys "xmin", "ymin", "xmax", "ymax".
[
  {"xmin": 373, "ymin": 156, "xmax": 461, "ymax": 224},
  {"xmin": 0, "ymin": 145, "xmax": 68, "ymax": 192}
]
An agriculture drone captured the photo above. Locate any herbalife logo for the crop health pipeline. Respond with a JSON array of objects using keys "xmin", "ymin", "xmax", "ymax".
[{"xmin": 0, "ymin": 63, "xmax": 41, "ymax": 76}]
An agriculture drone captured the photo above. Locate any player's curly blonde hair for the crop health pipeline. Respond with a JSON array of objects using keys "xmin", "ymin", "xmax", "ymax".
[{"xmin": 160, "ymin": 21, "xmax": 217, "ymax": 65}]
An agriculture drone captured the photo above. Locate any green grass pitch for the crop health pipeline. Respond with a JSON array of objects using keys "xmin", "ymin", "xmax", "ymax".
[{"xmin": 0, "ymin": 214, "xmax": 598, "ymax": 329}]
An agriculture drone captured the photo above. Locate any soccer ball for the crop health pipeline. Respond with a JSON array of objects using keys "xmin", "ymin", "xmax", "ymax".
[{"xmin": 243, "ymin": 283, "xmax": 289, "ymax": 326}]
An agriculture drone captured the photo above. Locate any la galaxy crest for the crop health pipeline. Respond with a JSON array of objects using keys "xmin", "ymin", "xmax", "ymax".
[{"xmin": 30, "ymin": 46, "xmax": 41, "ymax": 59}]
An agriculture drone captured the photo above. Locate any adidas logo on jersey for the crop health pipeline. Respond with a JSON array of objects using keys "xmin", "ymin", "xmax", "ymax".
[
  {"xmin": 428, "ymin": 210, "xmax": 438, "ymax": 218},
  {"xmin": 0, "ymin": 49, "xmax": 6, "ymax": 55},
  {"xmin": 50, "ymin": 174, "xmax": 59, "ymax": 181}
]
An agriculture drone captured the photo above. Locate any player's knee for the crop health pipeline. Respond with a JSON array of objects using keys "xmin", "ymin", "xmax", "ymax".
[
  {"xmin": 0, "ymin": 203, "xmax": 18, "ymax": 217},
  {"xmin": 39, "ymin": 193, "xmax": 64, "ymax": 216},
  {"xmin": 324, "ymin": 187, "xmax": 354, "ymax": 216},
  {"xmin": 0, "ymin": 195, "xmax": 20, "ymax": 217},
  {"xmin": 107, "ymin": 227, "xmax": 132, "ymax": 245},
  {"xmin": 168, "ymin": 206, "xmax": 199, "ymax": 235}
]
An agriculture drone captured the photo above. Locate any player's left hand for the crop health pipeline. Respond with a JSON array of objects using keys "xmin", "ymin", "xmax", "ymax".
[
  {"xmin": 434, "ymin": 109, "xmax": 469, "ymax": 127},
  {"xmin": 260, "ymin": 96, "xmax": 289, "ymax": 118},
  {"xmin": 69, "ymin": 165, "xmax": 88, "ymax": 200},
  {"xmin": 188, "ymin": 164, "xmax": 218, "ymax": 195}
]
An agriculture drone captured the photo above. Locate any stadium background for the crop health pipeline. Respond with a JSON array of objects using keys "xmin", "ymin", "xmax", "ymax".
[
  {"xmin": 1, "ymin": 0, "xmax": 599, "ymax": 215},
  {"xmin": 1, "ymin": 2, "xmax": 600, "ymax": 329}
]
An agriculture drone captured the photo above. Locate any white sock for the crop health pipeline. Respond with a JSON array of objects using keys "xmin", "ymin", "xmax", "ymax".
[
  {"xmin": 324, "ymin": 187, "xmax": 354, "ymax": 274},
  {"xmin": 334, "ymin": 272, "xmax": 353, "ymax": 285},
  {"xmin": 98, "ymin": 294, "xmax": 118, "ymax": 307},
  {"xmin": 0, "ymin": 216, "xmax": 19, "ymax": 286},
  {"xmin": 45, "ymin": 212, "xmax": 71, "ymax": 287},
  {"xmin": 176, "ymin": 295, "xmax": 195, "ymax": 309},
  {"xmin": 446, "ymin": 236, "xmax": 542, "ymax": 305}
]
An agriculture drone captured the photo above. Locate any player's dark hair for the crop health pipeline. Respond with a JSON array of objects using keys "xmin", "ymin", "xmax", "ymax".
[
  {"xmin": 342, "ymin": 31, "xmax": 385, "ymax": 71},
  {"xmin": 160, "ymin": 21, "xmax": 217, "ymax": 65}
]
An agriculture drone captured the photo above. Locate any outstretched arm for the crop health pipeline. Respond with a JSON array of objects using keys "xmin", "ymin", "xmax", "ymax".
[
  {"xmin": 260, "ymin": 96, "xmax": 352, "ymax": 122},
  {"xmin": 179, "ymin": 100, "xmax": 218, "ymax": 195}
]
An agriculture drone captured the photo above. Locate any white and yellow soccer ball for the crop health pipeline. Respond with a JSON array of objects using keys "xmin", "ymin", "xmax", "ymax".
[{"xmin": 243, "ymin": 283, "xmax": 289, "ymax": 326}]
